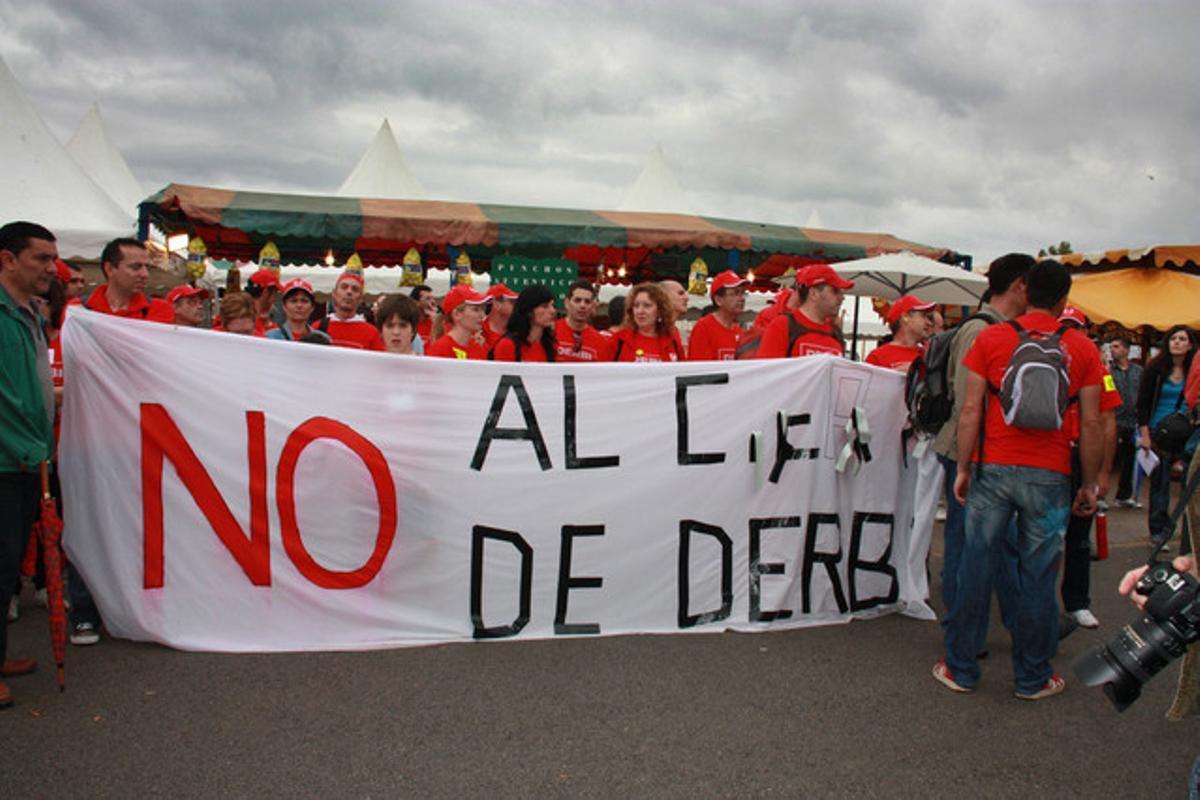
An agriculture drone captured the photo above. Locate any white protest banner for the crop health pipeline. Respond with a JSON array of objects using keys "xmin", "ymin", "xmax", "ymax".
[{"xmin": 59, "ymin": 311, "xmax": 931, "ymax": 653}]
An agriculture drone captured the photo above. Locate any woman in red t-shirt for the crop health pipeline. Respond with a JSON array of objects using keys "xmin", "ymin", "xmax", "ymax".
[
  {"xmin": 490, "ymin": 284, "xmax": 558, "ymax": 362},
  {"xmin": 610, "ymin": 282, "xmax": 685, "ymax": 362}
]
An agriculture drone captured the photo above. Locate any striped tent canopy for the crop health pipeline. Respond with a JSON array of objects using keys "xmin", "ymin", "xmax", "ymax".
[
  {"xmin": 1056, "ymin": 245, "xmax": 1200, "ymax": 274},
  {"xmin": 139, "ymin": 183, "xmax": 965, "ymax": 287}
]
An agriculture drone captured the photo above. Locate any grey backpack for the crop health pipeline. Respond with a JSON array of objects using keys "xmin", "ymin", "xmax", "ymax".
[{"xmin": 991, "ymin": 320, "xmax": 1072, "ymax": 430}]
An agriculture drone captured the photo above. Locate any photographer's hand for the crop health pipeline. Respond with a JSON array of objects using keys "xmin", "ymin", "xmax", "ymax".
[{"xmin": 1120, "ymin": 555, "xmax": 1197, "ymax": 610}]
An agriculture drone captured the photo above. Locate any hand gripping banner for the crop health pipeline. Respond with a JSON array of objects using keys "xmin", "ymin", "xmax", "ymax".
[{"xmin": 59, "ymin": 311, "xmax": 931, "ymax": 652}]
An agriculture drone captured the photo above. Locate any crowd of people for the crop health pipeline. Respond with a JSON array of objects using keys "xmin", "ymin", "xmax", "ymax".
[{"xmin": 1, "ymin": 219, "xmax": 1197, "ymax": 714}]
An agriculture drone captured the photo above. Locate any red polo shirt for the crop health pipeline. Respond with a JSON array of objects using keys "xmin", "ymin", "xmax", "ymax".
[
  {"xmin": 866, "ymin": 342, "xmax": 922, "ymax": 371},
  {"xmin": 84, "ymin": 285, "xmax": 171, "ymax": 321},
  {"xmin": 321, "ymin": 318, "xmax": 386, "ymax": 351},
  {"xmin": 490, "ymin": 337, "xmax": 552, "ymax": 362},
  {"xmin": 611, "ymin": 329, "xmax": 684, "ymax": 362}
]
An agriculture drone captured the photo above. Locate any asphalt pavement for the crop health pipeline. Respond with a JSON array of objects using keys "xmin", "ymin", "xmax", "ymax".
[{"xmin": 5, "ymin": 501, "xmax": 1197, "ymax": 798}]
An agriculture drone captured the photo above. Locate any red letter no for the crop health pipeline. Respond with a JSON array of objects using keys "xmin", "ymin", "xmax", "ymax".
[
  {"xmin": 142, "ymin": 404, "xmax": 270, "ymax": 588},
  {"xmin": 276, "ymin": 418, "xmax": 397, "ymax": 589}
]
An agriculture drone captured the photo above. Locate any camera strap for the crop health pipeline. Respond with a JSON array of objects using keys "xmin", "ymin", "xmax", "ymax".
[{"xmin": 1150, "ymin": 456, "xmax": 1200, "ymax": 562}]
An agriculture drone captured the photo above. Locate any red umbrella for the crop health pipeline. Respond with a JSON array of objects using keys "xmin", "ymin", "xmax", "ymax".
[{"xmin": 35, "ymin": 461, "xmax": 66, "ymax": 691}]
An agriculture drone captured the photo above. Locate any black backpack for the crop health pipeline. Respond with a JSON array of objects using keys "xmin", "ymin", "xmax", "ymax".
[{"xmin": 904, "ymin": 311, "xmax": 996, "ymax": 435}]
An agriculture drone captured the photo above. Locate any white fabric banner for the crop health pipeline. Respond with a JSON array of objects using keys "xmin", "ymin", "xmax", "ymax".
[{"xmin": 60, "ymin": 311, "xmax": 931, "ymax": 653}]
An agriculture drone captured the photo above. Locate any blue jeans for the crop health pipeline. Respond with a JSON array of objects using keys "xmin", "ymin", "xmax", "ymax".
[
  {"xmin": 939, "ymin": 456, "xmax": 1019, "ymax": 632},
  {"xmin": 944, "ymin": 464, "xmax": 1069, "ymax": 694}
]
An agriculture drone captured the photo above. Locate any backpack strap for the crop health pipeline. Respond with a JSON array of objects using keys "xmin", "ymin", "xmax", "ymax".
[
  {"xmin": 317, "ymin": 316, "xmax": 331, "ymax": 335},
  {"xmin": 612, "ymin": 338, "xmax": 625, "ymax": 361}
]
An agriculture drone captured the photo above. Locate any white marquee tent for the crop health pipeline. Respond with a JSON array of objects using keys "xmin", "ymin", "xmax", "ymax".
[
  {"xmin": 0, "ymin": 54, "xmax": 134, "ymax": 257},
  {"xmin": 336, "ymin": 118, "xmax": 427, "ymax": 199},
  {"xmin": 66, "ymin": 103, "xmax": 145, "ymax": 218},
  {"xmin": 618, "ymin": 144, "xmax": 695, "ymax": 214}
]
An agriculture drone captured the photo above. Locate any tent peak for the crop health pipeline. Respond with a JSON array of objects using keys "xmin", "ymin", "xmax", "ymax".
[{"xmin": 337, "ymin": 118, "xmax": 426, "ymax": 200}]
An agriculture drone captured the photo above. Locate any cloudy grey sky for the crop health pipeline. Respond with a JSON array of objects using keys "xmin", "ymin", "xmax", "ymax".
[{"xmin": 1, "ymin": 0, "xmax": 1196, "ymax": 264}]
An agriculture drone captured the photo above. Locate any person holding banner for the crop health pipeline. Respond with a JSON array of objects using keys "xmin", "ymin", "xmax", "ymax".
[
  {"xmin": 865, "ymin": 294, "xmax": 934, "ymax": 370},
  {"xmin": 0, "ymin": 221, "xmax": 58, "ymax": 706},
  {"xmin": 83, "ymin": 238, "xmax": 170, "ymax": 322},
  {"xmin": 490, "ymin": 284, "xmax": 558, "ymax": 362},
  {"xmin": 217, "ymin": 292, "xmax": 261, "ymax": 336},
  {"xmin": 610, "ymin": 282, "xmax": 685, "ymax": 362},
  {"xmin": 165, "ymin": 285, "xmax": 209, "ymax": 328},
  {"xmin": 427, "ymin": 285, "xmax": 489, "ymax": 360}
]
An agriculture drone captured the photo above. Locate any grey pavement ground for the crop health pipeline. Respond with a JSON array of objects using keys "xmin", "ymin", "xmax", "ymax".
[{"xmin": 5, "ymin": 501, "xmax": 1198, "ymax": 798}]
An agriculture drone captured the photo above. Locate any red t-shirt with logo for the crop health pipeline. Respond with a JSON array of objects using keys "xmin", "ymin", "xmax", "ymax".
[
  {"xmin": 1062, "ymin": 368, "xmax": 1122, "ymax": 442},
  {"xmin": 687, "ymin": 314, "xmax": 742, "ymax": 361},
  {"xmin": 427, "ymin": 334, "xmax": 487, "ymax": 360},
  {"xmin": 963, "ymin": 311, "xmax": 1105, "ymax": 474},
  {"xmin": 490, "ymin": 337, "xmax": 552, "ymax": 362},
  {"xmin": 554, "ymin": 318, "xmax": 613, "ymax": 362},
  {"xmin": 866, "ymin": 342, "xmax": 921, "ymax": 371},
  {"xmin": 757, "ymin": 309, "xmax": 842, "ymax": 359},
  {"xmin": 481, "ymin": 321, "xmax": 506, "ymax": 352},
  {"xmin": 321, "ymin": 318, "xmax": 386, "ymax": 351},
  {"xmin": 611, "ymin": 329, "xmax": 684, "ymax": 363}
]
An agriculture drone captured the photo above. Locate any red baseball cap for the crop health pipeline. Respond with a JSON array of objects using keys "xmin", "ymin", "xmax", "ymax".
[
  {"xmin": 167, "ymin": 285, "xmax": 211, "ymax": 304},
  {"xmin": 54, "ymin": 258, "xmax": 74, "ymax": 284},
  {"xmin": 281, "ymin": 278, "xmax": 315, "ymax": 300},
  {"xmin": 248, "ymin": 268, "xmax": 282, "ymax": 289},
  {"xmin": 1059, "ymin": 306, "xmax": 1087, "ymax": 327},
  {"xmin": 442, "ymin": 285, "xmax": 488, "ymax": 316},
  {"xmin": 710, "ymin": 270, "xmax": 748, "ymax": 299},
  {"xmin": 804, "ymin": 263, "xmax": 854, "ymax": 290},
  {"xmin": 486, "ymin": 283, "xmax": 519, "ymax": 300},
  {"xmin": 886, "ymin": 294, "xmax": 935, "ymax": 326}
]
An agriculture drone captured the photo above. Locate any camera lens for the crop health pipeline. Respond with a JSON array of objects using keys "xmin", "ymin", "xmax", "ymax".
[{"xmin": 1072, "ymin": 615, "xmax": 1180, "ymax": 712}]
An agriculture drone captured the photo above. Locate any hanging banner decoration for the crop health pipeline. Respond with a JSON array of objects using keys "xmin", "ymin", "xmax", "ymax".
[
  {"xmin": 688, "ymin": 257, "xmax": 709, "ymax": 295},
  {"xmin": 258, "ymin": 241, "xmax": 281, "ymax": 275},
  {"xmin": 186, "ymin": 236, "xmax": 208, "ymax": 281},
  {"xmin": 492, "ymin": 256, "xmax": 579, "ymax": 307},
  {"xmin": 399, "ymin": 247, "xmax": 423, "ymax": 287},
  {"xmin": 58, "ymin": 311, "xmax": 931, "ymax": 653},
  {"xmin": 345, "ymin": 252, "xmax": 364, "ymax": 273},
  {"xmin": 454, "ymin": 251, "xmax": 474, "ymax": 286}
]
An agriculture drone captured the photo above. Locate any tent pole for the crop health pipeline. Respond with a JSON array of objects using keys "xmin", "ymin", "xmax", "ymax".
[{"xmin": 851, "ymin": 298, "xmax": 861, "ymax": 360}]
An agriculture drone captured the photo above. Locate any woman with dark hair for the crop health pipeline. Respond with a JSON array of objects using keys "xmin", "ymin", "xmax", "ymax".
[
  {"xmin": 610, "ymin": 282, "xmax": 685, "ymax": 362},
  {"xmin": 490, "ymin": 284, "xmax": 557, "ymax": 362},
  {"xmin": 1136, "ymin": 324, "xmax": 1197, "ymax": 551},
  {"xmin": 375, "ymin": 294, "xmax": 424, "ymax": 355}
]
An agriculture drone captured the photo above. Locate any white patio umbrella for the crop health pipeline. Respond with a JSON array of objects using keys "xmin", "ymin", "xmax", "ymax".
[{"xmin": 832, "ymin": 251, "xmax": 987, "ymax": 305}]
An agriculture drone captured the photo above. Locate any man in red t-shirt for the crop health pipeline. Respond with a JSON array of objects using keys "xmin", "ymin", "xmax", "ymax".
[
  {"xmin": 84, "ymin": 238, "xmax": 172, "ymax": 322},
  {"xmin": 482, "ymin": 283, "xmax": 517, "ymax": 352},
  {"xmin": 246, "ymin": 268, "xmax": 281, "ymax": 335},
  {"xmin": 688, "ymin": 270, "xmax": 747, "ymax": 361},
  {"xmin": 936, "ymin": 260, "xmax": 1103, "ymax": 700},
  {"xmin": 426, "ymin": 286, "xmax": 488, "ymax": 360},
  {"xmin": 865, "ymin": 294, "xmax": 934, "ymax": 370},
  {"xmin": 757, "ymin": 264, "xmax": 849, "ymax": 358},
  {"xmin": 555, "ymin": 279, "xmax": 612, "ymax": 362},
  {"xmin": 317, "ymin": 271, "xmax": 385, "ymax": 351}
]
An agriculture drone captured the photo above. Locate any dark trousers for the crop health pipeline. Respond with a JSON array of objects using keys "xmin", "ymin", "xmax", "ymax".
[
  {"xmin": 0, "ymin": 471, "xmax": 41, "ymax": 663},
  {"xmin": 1114, "ymin": 427, "xmax": 1137, "ymax": 501},
  {"xmin": 1062, "ymin": 447, "xmax": 1093, "ymax": 612}
]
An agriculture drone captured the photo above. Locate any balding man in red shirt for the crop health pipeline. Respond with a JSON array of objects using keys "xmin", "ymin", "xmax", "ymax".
[{"xmin": 316, "ymin": 271, "xmax": 385, "ymax": 351}]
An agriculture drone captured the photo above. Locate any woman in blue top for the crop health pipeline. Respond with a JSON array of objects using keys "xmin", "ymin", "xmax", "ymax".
[{"xmin": 1136, "ymin": 325, "xmax": 1196, "ymax": 546}]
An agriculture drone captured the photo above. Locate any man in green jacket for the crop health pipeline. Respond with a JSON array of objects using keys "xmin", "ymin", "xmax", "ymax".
[{"xmin": 0, "ymin": 221, "xmax": 57, "ymax": 709}]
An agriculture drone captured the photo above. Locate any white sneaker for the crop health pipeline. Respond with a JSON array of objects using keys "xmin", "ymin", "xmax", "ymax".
[
  {"xmin": 34, "ymin": 588, "xmax": 47, "ymax": 608},
  {"xmin": 1071, "ymin": 609, "xmax": 1100, "ymax": 628},
  {"xmin": 6, "ymin": 596, "xmax": 17, "ymax": 622},
  {"xmin": 70, "ymin": 621, "xmax": 100, "ymax": 646}
]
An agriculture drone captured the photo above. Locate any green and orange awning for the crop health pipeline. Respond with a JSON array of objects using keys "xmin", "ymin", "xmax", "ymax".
[{"xmin": 138, "ymin": 183, "xmax": 963, "ymax": 282}]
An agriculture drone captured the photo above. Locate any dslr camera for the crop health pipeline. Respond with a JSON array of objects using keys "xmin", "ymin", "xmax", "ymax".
[{"xmin": 1074, "ymin": 561, "xmax": 1199, "ymax": 711}]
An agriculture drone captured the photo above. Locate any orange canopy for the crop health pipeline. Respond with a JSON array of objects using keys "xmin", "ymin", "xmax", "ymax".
[{"xmin": 1068, "ymin": 268, "xmax": 1200, "ymax": 331}]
